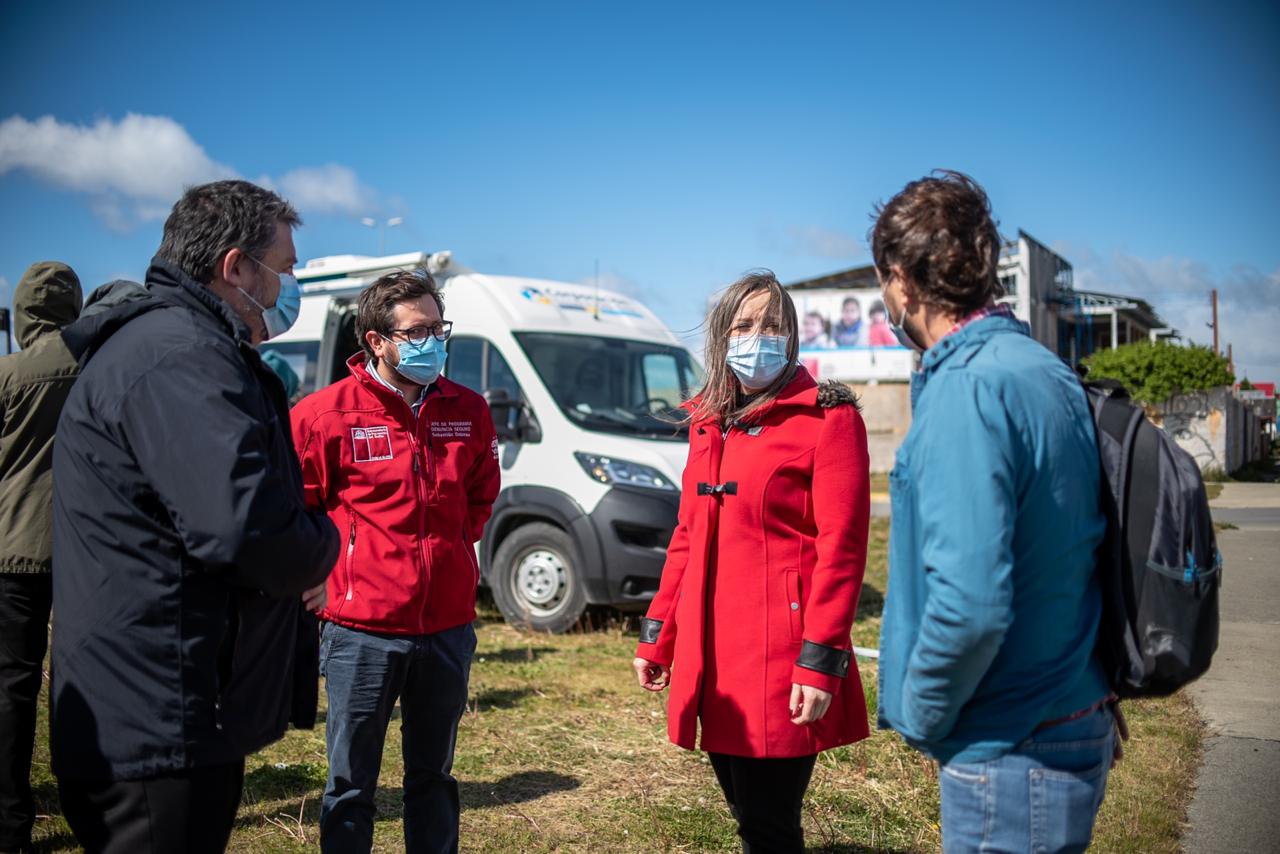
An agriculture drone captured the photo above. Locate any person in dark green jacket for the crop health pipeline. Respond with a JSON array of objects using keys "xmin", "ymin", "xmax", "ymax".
[{"xmin": 0, "ymin": 261, "xmax": 82, "ymax": 853}]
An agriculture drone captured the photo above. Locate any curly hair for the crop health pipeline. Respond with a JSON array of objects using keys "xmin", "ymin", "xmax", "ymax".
[{"xmin": 870, "ymin": 170, "xmax": 1004, "ymax": 316}]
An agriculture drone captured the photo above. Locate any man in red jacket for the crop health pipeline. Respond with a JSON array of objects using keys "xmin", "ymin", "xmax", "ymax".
[{"xmin": 291, "ymin": 268, "xmax": 500, "ymax": 854}]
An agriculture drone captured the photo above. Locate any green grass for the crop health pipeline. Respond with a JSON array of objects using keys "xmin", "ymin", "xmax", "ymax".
[
  {"xmin": 1204, "ymin": 450, "xmax": 1280, "ymax": 487},
  {"xmin": 30, "ymin": 519, "xmax": 1203, "ymax": 852}
]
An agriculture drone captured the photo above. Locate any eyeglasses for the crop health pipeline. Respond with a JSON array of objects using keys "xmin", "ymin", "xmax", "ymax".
[{"xmin": 385, "ymin": 322, "xmax": 453, "ymax": 347}]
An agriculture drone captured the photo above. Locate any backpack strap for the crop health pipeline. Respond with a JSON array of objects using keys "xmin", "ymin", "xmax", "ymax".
[
  {"xmin": 1096, "ymin": 393, "xmax": 1144, "ymax": 527},
  {"xmin": 1125, "ymin": 415, "xmax": 1163, "ymax": 595}
]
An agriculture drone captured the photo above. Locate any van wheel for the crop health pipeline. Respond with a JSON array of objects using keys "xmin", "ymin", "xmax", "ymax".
[{"xmin": 490, "ymin": 522, "xmax": 588, "ymax": 633}]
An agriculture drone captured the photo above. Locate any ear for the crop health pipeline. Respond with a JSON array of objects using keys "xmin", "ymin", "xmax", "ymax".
[
  {"xmin": 364, "ymin": 328, "xmax": 387, "ymax": 360},
  {"xmin": 220, "ymin": 248, "xmax": 251, "ymax": 287}
]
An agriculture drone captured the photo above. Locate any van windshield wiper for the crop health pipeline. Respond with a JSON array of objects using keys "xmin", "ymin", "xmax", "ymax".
[{"xmin": 568, "ymin": 409, "xmax": 686, "ymax": 437}]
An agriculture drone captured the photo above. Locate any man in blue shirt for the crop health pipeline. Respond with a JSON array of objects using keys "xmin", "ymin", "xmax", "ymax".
[{"xmin": 873, "ymin": 171, "xmax": 1120, "ymax": 854}]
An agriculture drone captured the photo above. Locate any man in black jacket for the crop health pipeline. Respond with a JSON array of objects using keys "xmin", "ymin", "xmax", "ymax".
[{"xmin": 51, "ymin": 180, "xmax": 339, "ymax": 854}]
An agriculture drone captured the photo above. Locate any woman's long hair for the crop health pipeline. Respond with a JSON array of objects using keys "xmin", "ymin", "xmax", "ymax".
[{"xmin": 688, "ymin": 270, "xmax": 800, "ymax": 426}]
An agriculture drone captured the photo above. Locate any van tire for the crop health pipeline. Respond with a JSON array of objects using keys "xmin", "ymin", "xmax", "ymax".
[{"xmin": 490, "ymin": 522, "xmax": 588, "ymax": 634}]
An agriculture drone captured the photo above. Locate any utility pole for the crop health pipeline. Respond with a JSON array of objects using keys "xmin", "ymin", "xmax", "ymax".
[{"xmin": 1211, "ymin": 289, "xmax": 1220, "ymax": 354}]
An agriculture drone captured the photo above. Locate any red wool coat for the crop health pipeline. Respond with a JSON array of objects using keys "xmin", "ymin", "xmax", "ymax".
[{"xmin": 636, "ymin": 369, "xmax": 872, "ymax": 758}]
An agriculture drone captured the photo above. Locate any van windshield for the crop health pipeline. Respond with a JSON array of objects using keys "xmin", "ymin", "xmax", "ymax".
[{"xmin": 514, "ymin": 333, "xmax": 701, "ymax": 441}]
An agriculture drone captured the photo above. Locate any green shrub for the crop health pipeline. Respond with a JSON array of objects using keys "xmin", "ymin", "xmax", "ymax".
[{"xmin": 1084, "ymin": 341, "xmax": 1233, "ymax": 406}]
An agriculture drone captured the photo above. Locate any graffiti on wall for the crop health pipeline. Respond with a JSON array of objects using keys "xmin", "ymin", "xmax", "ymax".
[
  {"xmin": 1155, "ymin": 387, "xmax": 1266, "ymax": 474},
  {"xmin": 1156, "ymin": 391, "xmax": 1224, "ymax": 471}
]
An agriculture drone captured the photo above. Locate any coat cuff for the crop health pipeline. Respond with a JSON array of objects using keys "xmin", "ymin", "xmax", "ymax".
[
  {"xmin": 639, "ymin": 617, "xmax": 663, "ymax": 645},
  {"xmin": 635, "ymin": 618, "xmax": 674, "ymax": 667},
  {"xmin": 793, "ymin": 640, "xmax": 852, "ymax": 694}
]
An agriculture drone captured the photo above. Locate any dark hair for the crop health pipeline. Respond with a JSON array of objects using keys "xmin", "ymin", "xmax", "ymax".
[
  {"xmin": 841, "ymin": 297, "xmax": 860, "ymax": 310},
  {"xmin": 156, "ymin": 180, "xmax": 301, "ymax": 284},
  {"xmin": 356, "ymin": 268, "xmax": 445, "ymax": 361},
  {"xmin": 870, "ymin": 170, "xmax": 1003, "ymax": 316},
  {"xmin": 868, "ymin": 299, "xmax": 887, "ymax": 317},
  {"xmin": 689, "ymin": 270, "xmax": 799, "ymax": 426}
]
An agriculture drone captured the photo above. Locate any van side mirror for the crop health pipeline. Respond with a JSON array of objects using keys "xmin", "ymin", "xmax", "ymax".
[{"xmin": 485, "ymin": 388, "xmax": 540, "ymax": 444}]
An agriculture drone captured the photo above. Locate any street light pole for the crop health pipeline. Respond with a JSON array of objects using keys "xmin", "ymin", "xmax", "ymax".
[{"xmin": 361, "ymin": 217, "xmax": 404, "ymax": 255}]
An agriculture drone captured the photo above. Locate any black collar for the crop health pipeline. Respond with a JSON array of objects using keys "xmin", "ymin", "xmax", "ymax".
[{"xmin": 145, "ymin": 257, "xmax": 254, "ymax": 344}]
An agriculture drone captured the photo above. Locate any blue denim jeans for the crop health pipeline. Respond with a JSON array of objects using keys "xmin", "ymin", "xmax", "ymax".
[
  {"xmin": 939, "ymin": 706, "xmax": 1116, "ymax": 854},
  {"xmin": 319, "ymin": 620, "xmax": 476, "ymax": 854}
]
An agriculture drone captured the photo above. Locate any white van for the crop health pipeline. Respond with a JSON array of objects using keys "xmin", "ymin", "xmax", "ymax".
[{"xmin": 263, "ymin": 251, "xmax": 701, "ymax": 632}]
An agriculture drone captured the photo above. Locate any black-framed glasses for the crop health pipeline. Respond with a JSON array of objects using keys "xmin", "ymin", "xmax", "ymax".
[{"xmin": 385, "ymin": 322, "xmax": 453, "ymax": 346}]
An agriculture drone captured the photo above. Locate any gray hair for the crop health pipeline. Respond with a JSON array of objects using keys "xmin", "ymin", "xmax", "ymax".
[{"xmin": 155, "ymin": 180, "xmax": 301, "ymax": 284}]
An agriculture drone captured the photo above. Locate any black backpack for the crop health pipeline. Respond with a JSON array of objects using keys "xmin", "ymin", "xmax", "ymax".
[{"xmin": 1083, "ymin": 380, "xmax": 1222, "ymax": 698}]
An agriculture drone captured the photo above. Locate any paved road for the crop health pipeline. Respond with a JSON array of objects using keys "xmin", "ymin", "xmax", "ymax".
[{"xmin": 1183, "ymin": 483, "xmax": 1280, "ymax": 854}]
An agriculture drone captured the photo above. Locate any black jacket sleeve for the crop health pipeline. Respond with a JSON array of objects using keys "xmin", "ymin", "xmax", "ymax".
[{"xmin": 120, "ymin": 342, "xmax": 338, "ymax": 597}]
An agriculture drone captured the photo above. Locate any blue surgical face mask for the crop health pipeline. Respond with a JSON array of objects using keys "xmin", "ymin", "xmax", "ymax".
[
  {"xmin": 384, "ymin": 334, "xmax": 448, "ymax": 386},
  {"xmin": 888, "ymin": 302, "xmax": 925, "ymax": 353},
  {"xmin": 882, "ymin": 281, "xmax": 925, "ymax": 354},
  {"xmin": 239, "ymin": 255, "xmax": 301, "ymax": 340},
  {"xmin": 726, "ymin": 334, "xmax": 790, "ymax": 388}
]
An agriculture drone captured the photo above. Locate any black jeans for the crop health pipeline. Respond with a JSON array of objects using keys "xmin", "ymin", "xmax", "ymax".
[
  {"xmin": 709, "ymin": 752, "xmax": 817, "ymax": 854},
  {"xmin": 0, "ymin": 573, "xmax": 52, "ymax": 852},
  {"xmin": 58, "ymin": 761, "xmax": 244, "ymax": 854}
]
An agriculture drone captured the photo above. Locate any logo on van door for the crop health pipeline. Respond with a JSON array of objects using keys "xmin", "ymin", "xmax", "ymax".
[{"xmin": 351, "ymin": 426, "xmax": 394, "ymax": 463}]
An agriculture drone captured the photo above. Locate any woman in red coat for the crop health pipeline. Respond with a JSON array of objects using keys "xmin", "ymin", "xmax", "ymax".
[{"xmin": 633, "ymin": 270, "xmax": 872, "ymax": 853}]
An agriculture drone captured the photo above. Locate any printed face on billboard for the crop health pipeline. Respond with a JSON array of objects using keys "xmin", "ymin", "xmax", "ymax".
[{"xmin": 791, "ymin": 288, "xmax": 914, "ymax": 381}]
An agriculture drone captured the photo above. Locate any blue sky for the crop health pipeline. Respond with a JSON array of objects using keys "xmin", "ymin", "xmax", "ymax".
[{"xmin": 3, "ymin": 1, "xmax": 1278, "ymax": 379}]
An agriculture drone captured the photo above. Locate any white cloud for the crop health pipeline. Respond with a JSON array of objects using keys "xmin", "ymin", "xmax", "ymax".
[
  {"xmin": 0, "ymin": 113, "xmax": 381, "ymax": 228},
  {"xmin": 277, "ymin": 163, "xmax": 377, "ymax": 217},
  {"xmin": 1074, "ymin": 250, "xmax": 1280, "ymax": 383},
  {"xmin": 0, "ymin": 113, "xmax": 234, "ymax": 202}
]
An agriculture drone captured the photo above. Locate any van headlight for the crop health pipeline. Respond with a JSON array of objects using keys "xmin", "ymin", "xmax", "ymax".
[{"xmin": 574, "ymin": 452, "xmax": 676, "ymax": 491}]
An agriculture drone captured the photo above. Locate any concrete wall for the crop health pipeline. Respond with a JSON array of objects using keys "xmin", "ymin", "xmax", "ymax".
[
  {"xmin": 846, "ymin": 381, "xmax": 912, "ymax": 472},
  {"xmin": 1153, "ymin": 387, "xmax": 1269, "ymax": 475},
  {"xmin": 840, "ymin": 382, "xmax": 1271, "ymax": 478}
]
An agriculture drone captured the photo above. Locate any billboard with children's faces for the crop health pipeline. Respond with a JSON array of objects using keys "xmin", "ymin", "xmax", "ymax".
[{"xmin": 792, "ymin": 289, "xmax": 916, "ymax": 381}]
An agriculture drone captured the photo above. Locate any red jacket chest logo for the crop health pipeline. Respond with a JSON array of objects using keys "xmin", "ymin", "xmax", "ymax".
[{"xmin": 351, "ymin": 426, "xmax": 394, "ymax": 463}]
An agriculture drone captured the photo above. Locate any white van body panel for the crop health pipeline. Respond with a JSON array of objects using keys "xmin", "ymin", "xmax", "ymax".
[
  {"xmin": 433, "ymin": 270, "xmax": 686, "ymax": 515},
  {"xmin": 279, "ymin": 251, "xmax": 697, "ymax": 620}
]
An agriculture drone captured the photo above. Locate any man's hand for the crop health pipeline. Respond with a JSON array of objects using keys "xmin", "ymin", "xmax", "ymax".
[
  {"xmin": 302, "ymin": 583, "xmax": 327, "ymax": 613},
  {"xmin": 633, "ymin": 657, "xmax": 671, "ymax": 692},
  {"xmin": 790, "ymin": 683, "xmax": 833, "ymax": 725},
  {"xmin": 1111, "ymin": 701, "xmax": 1130, "ymax": 768}
]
